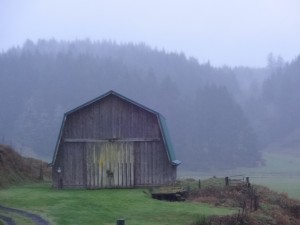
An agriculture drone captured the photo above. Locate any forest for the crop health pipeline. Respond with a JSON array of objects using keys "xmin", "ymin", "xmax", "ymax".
[{"xmin": 0, "ymin": 39, "xmax": 299, "ymax": 170}]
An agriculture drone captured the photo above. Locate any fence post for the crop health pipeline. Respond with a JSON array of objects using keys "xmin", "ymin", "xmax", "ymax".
[
  {"xmin": 39, "ymin": 162, "xmax": 44, "ymax": 180},
  {"xmin": 117, "ymin": 219, "xmax": 125, "ymax": 225},
  {"xmin": 246, "ymin": 177, "xmax": 251, "ymax": 187},
  {"xmin": 225, "ymin": 177, "xmax": 229, "ymax": 186},
  {"xmin": 254, "ymin": 195, "xmax": 259, "ymax": 211}
]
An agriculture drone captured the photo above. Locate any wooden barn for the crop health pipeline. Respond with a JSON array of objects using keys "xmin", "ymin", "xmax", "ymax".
[{"xmin": 51, "ymin": 90, "xmax": 180, "ymax": 189}]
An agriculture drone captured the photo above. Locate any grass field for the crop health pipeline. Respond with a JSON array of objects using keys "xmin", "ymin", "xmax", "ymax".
[
  {"xmin": 179, "ymin": 152, "xmax": 300, "ymax": 199},
  {"xmin": 0, "ymin": 183, "xmax": 235, "ymax": 225},
  {"xmin": 1, "ymin": 152, "xmax": 299, "ymax": 225}
]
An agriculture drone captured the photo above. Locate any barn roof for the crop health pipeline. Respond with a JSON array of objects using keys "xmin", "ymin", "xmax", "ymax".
[{"xmin": 51, "ymin": 90, "xmax": 181, "ymax": 166}]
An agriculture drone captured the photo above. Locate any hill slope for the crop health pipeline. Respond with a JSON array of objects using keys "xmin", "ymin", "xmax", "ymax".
[
  {"xmin": 0, "ymin": 145, "xmax": 51, "ymax": 187},
  {"xmin": 0, "ymin": 39, "xmax": 262, "ymax": 170}
]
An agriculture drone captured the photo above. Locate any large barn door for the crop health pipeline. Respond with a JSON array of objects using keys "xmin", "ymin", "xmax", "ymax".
[{"xmin": 86, "ymin": 142, "xmax": 134, "ymax": 188}]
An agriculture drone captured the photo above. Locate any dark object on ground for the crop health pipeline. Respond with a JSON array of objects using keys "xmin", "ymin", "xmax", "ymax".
[{"xmin": 151, "ymin": 187, "xmax": 187, "ymax": 201}]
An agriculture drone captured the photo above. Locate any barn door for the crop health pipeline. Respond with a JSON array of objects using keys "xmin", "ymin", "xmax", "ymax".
[{"xmin": 86, "ymin": 142, "xmax": 134, "ymax": 188}]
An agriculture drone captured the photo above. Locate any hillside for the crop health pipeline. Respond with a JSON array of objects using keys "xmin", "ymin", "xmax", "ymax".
[
  {"xmin": 1, "ymin": 40, "xmax": 300, "ymax": 171},
  {"xmin": 0, "ymin": 40, "xmax": 262, "ymax": 170},
  {"xmin": 0, "ymin": 145, "xmax": 51, "ymax": 187}
]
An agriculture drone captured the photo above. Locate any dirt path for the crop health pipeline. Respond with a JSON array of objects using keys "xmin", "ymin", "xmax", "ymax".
[
  {"xmin": 0, "ymin": 214, "xmax": 16, "ymax": 225},
  {"xmin": 0, "ymin": 205, "xmax": 49, "ymax": 225}
]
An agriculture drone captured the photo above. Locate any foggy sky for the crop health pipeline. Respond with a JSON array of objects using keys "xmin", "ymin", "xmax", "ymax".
[{"xmin": 1, "ymin": 0, "xmax": 300, "ymax": 67}]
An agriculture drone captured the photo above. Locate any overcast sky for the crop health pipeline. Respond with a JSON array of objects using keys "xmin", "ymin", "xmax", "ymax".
[{"xmin": 1, "ymin": 0, "xmax": 300, "ymax": 67}]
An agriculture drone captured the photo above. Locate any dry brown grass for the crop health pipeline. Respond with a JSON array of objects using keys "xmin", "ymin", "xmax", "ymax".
[
  {"xmin": 0, "ymin": 144, "xmax": 51, "ymax": 187},
  {"xmin": 188, "ymin": 181, "xmax": 300, "ymax": 225}
]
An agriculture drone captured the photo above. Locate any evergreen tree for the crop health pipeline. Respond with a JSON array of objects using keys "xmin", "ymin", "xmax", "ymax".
[{"xmin": 191, "ymin": 85, "xmax": 260, "ymax": 169}]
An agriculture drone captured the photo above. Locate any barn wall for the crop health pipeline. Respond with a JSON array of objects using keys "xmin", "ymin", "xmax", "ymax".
[
  {"xmin": 62, "ymin": 143, "xmax": 86, "ymax": 187},
  {"xmin": 134, "ymin": 142, "xmax": 176, "ymax": 186},
  {"xmin": 53, "ymin": 94, "xmax": 177, "ymax": 188},
  {"xmin": 63, "ymin": 95, "xmax": 160, "ymax": 140},
  {"xmin": 52, "ymin": 143, "xmax": 86, "ymax": 188}
]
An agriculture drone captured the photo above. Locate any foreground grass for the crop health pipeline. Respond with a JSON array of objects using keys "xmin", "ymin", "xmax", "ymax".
[{"xmin": 0, "ymin": 183, "xmax": 235, "ymax": 225}]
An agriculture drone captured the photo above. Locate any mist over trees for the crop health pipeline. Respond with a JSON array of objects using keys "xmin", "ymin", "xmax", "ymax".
[
  {"xmin": 0, "ymin": 39, "xmax": 299, "ymax": 170},
  {"xmin": 259, "ymin": 55, "xmax": 300, "ymax": 149}
]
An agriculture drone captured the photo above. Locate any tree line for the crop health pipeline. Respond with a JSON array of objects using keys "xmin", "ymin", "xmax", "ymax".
[{"xmin": 0, "ymin": 39, "xmax": 299, "ymax": 170}]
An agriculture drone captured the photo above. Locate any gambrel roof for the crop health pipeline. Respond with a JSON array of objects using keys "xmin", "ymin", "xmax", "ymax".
[{"xmin": 51, "ymin": 90, "xmax": 181, "ymax": 166}]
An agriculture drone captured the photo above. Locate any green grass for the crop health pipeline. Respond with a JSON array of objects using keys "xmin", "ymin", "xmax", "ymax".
[
  {"xmin": 253, "ymin": 177, "xmax": 300, "ymax": 199},
  {"xmin": 0, "ymin": 183, "xmax": 235, "ymax": 225},
  {"xmin": 179, "ymin": 152, "xmax": 300, "ymax": 200}
]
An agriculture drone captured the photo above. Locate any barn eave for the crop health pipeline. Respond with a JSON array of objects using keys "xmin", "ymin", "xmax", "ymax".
[
  {"xmin": 50, "ymin": 114, "xmax": 67, "ymax": 166},
  {"xmin": 157, "ymin": 113, "xmax": 181, "ymax": 166}
]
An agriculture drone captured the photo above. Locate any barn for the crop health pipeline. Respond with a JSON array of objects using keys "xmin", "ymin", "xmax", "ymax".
[{"xmin": 51, "ymin": 90, "xmax": 180, "ymax": 189}]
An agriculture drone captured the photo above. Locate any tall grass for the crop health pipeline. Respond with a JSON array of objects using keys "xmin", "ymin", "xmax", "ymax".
[{"xmin": 191, "ymin": 215, "xmax": 211, "ymax": 225}]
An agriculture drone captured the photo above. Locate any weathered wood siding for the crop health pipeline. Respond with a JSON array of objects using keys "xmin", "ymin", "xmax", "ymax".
[
  {"xmin": 134, "ymin": 142, "xmax": 176, "ymax": 186},
  {"xmin": 53, "ymin": 94, "xmax": 176, "ymax": 188},
  {"xmin": 62, "ymin": 142, "xmax": 86, "ymax": 187},
  {"xmin": 52, "ymin": 143, "xmax": 86, "ymax": 188},
  {"xmin": 63, "ymin": 95, "xmax": 160, "ymax": 140}
]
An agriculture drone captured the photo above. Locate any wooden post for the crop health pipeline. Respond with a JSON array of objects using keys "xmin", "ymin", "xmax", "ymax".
[
  {"xmin": 246, "ymin": 177, "xmax": 249, "ymax": 184},
  {"xmin": 57, "ymin": 167, "xmax": 62, "ymax": 189},
  {"xmin": 39, "ymin": 163, "xmax": 44, "ymax": 180},
  {"xmin": 254, "ymin": 195, "xmax": 259, "ymax": 211},
  {"xmin": 250, "ymin": 187, "xmax": 253, "ymax": 211},
  {"xmin": 59, "ymin": 178, "xmax": 63, "ymax": 189},
  {"xmin": 117, "ymin": 219, "xmax": 125, "ymax": 225},
  {"xmin": 225, "ymin": 177, "xmax": 229, "ymax": 186},
  {"xmin": 246, "ymin": 177, "xmax": 251, "ymax": 187},
  {"xmin": 198, "ymin": 179, "xmax": 201, "ymax": 189}
]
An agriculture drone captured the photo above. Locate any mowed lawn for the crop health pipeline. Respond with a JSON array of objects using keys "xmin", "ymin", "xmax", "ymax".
[
  {"xmin": 250, "ymin": 153, "xmax": 300, "ymax": 199},
  {"xmin": 0, "ymin": 184, "xmax": 235, "ymax": 225}
]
